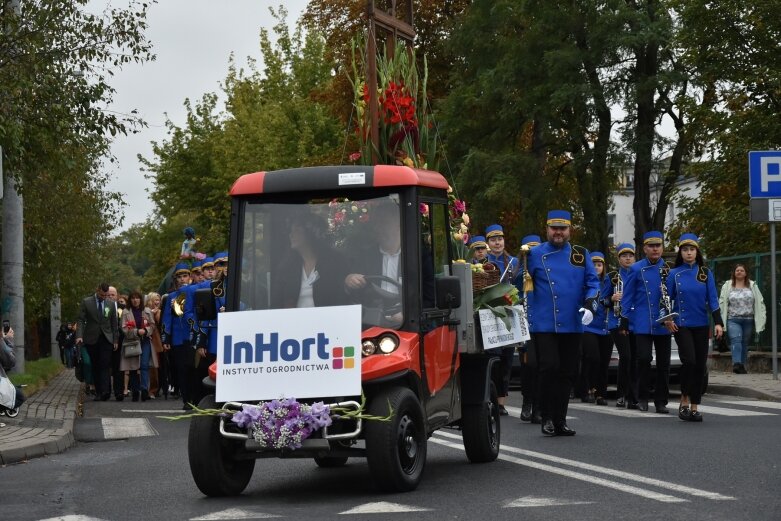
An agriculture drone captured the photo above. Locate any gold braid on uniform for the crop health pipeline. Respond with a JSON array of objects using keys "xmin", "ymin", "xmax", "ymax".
[{"xmin": 697, "ymin": 266, "xmax": 709, "ymax": 283}]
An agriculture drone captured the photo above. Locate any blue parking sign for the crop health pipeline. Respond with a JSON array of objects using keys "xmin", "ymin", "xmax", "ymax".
[{"xmin": 749, "ymin": 151, "xmax": 781, "ymax": 198}]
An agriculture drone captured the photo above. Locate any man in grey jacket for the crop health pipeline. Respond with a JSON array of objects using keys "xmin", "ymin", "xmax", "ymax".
[{"xmin": 76, "ymin": 282, "xmax": 119, "ymax": 401}]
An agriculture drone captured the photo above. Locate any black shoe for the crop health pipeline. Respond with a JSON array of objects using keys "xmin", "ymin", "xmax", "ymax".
[
  {"xmin": 738, "ymin": 364, "xmax": 748, "ymax": 374},
  {"xmin": 655, "ymin": 405, "xmax": 669, "ymax": 414},
  {"xmin": 627, "ymin": 402, "xmax": 639, "ymax": 410},
  {"xmin": 499, "ymin": 405, "xmax": 509, "ymax": 416},
  {"xmin": 638, "ymin": 401, "xmax": 649, "ymax": 412},
  {"xmin": 93, "ymin": 396, "xmax": 103, "ymax": 402},
  {"xmin": 596, "ymin": 397, "xmax": 608, "ymax": 406},
  {"xmin": 615, "ymin": 397, "xmax": 625, "ymax": 408},
  {"xmin": 689, "ymin": 410, "xmax": 703, "ymax": 422},
  {"xmin": 115, "ymin": 395, "xmax": 124, "ymax": 402},
  {"xmin": 131, "ymin": 391, "xmax": 139, "ymax": 402},
  {"xmin": 100, "ymin": 394, "xmax": 110, "ymax": 401},
  {"xmin": 182, "ymin": 403, "xmax": 193, "ymax": 411},
  {"xmin": 520, "ymin": 403, "xmax": 532, "ymax": 422},
  {"xmin": 554, "ymin": 423, "xmax": 576, "ymax": 436},
  {"xmin": 733, "ymin": 364, "xmax": 741, "ymax": 374},
  {"xmin": 541, "ymin": 419, "xmax": 556, "ymax": 436},
  {"xmin": 141, "ymin": 390, "xmax": 149, "ymax": 402},
  {"xmin": 678, "ymin": 405, "xmax": 691, "ymax": 421},
  {"xmin": 531, "ymin": 412, "xmax": 542, "ymax": 424}
]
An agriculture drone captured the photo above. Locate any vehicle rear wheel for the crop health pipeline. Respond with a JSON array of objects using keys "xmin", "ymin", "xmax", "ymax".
[
  {"xmin": 461, "ymin": 381, "xmax": 500, "ymax": 463},
  {"xmin": 188, "ymin": 394, "xmax": 255, "ymax": 496},
  {"xmin": 365, "ymin": 387, "xmax": 427, "ymax": 492},
  {"xmin": 314, "ymin": 455, "xmax": 349, "ymax": 468}
]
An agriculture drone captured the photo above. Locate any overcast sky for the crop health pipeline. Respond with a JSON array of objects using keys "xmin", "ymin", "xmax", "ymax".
[{"xmin": 103, "ymin": 0, "xmax": 309, "ymax": 231}]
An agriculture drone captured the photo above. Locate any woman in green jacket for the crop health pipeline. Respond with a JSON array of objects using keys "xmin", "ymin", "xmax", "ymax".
[{"xmin": 719, "ymin": 264, "xmax": 766, "ymax": 374}]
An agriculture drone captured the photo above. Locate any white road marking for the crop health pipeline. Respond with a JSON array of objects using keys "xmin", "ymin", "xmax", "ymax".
[
  {"xmin": 100, "ymin": 417, "xmax": 157, "ymax": 439},
  {"xmin": 430, "ymin": 436, "xmax": 686, "ymax": 503},
  {"xmin": 504, "ymin": 496, "xmax": 593, "ymax": 508},
  {"xmin": 505, "ymin": 405, "xmax": 576, "ymax": 420},
  {"xmin": 39, "ymin": 514, "xmax": 105, "ymax": 521},
  {"xmin": 566, "ymin": 403, "xmax": 670, "ymax": 418},
  {"xmin": 339, "ymin": 502, "xmax": 432, "ymax": 515},
  {"xmin": 433, "ymin": 431, "xmax": 735, "ymax": 502},
  {"xmin": 717, "ymin": 400, "xmax": 781, "ymax": 410},
  {"xmin": 191, "ymin": 509, "xmax": 280, "ymax": 520},
  {"xmin": 695, "ymin": 404, "xmax": 774, "ymax": 417}
]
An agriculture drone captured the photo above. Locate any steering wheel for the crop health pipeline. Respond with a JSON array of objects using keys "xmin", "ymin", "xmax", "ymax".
[{"xmin": 347, "ymin": 275, "xmax": 403, "ymax": 316}]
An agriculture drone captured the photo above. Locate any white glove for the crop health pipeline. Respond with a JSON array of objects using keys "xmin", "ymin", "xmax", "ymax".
[{"xmin": 579, "ymin": 308, "xmax": 593, "ymax": 326}]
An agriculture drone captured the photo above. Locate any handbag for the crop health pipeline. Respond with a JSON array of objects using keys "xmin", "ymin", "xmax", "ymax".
[{"xmin": 123, "ymin": 340, "xmax": 142, "ymax": 358}]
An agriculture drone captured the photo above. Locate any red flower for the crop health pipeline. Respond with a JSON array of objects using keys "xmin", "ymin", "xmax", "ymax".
[
  {"xmin": 349, "ymin": 151, "xmax": 361, "ymax": 162},
  {"xmin": 125, "ymin": 321, "xmax": 136, "ymax": 329}
]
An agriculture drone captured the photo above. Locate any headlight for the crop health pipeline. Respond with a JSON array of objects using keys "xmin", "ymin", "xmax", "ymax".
[
  {"xmin": 377, "ymin": 334, "xmax": 399, "ymax": 354},
  {"xmin": 361, "ymin": 340, "xmax": 376, "ymax": 356}
]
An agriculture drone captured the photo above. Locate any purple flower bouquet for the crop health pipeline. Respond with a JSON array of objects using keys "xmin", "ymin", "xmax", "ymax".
[{"xmin": 231, "ymin": 398, "xmax": 333, "ymax": 450}]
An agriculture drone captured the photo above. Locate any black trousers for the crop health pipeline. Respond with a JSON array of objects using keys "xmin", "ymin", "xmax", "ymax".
[
  {"xmin": 675, "ymin": 326, "xmax": 709, "ymax": 405},
  {"xmin": 86, "ymin": 335, "xmax": 113, "ymax": 398},
  {"xmin": 488, "ymin": 345, "xmax": 516, "ymax": 397},
  {"xmin": 533, "ymin": 333, "xmax": 581, "ymax": 424},
  {"xmin": 171, "ymin": 344, "xmax": 193, "ymax": 405},
  {"xmin": 611, "ymin": 329, "xmax": 638, "ymax": 403},
  {"xmin": 520, "ymin": 339, "xmax": 539, "ymax": 408},
  {"xmin": 578, "ymin": 332, "xmax": 612, "ymax": 397},
  {"xmin": 636, "ymin": 334, "xmax": 671, "ymax": 406}
]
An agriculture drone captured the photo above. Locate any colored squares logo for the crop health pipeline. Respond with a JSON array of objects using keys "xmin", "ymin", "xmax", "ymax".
[{"xmin": 332, "ymin": 346, "xmax": 355, "ymax": 370}]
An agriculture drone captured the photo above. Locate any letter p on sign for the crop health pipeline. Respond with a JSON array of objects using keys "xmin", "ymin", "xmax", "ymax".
[{"xmin": 761, "ymin": 157, "xmax": 781, "ymax": 191}]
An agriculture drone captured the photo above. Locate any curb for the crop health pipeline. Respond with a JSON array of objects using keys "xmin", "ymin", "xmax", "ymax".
[{"xmin": 706, "ymin": 384, "xmax": 780, "ymax": 402}]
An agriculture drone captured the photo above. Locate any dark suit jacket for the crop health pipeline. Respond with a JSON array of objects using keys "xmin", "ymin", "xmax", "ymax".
[
  {"xmin": 272, "ymin": 249, "xmax": 350, "ymax": 309},
  {"xmin": 76, "ymin": 294, "xmax": 118, "ymax": 345}
]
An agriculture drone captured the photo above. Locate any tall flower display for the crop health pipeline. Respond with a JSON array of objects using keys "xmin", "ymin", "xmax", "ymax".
[
  {"xmin": 350, "ymin": 38, "xmax": 439, "ymax": 171},
  {"xmin": 448, "ymin": 185, "xmax": 470, "ymax": 262}
]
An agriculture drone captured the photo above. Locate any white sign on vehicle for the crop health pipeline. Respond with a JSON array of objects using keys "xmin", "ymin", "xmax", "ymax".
[
  {"xmin": 215, "ymin": 305, "xmax": 362, "ymax": 402},
  {"xmin": 338, "ymin": 172, "xmax": 366, "ymax": 185},
  {"xmin": 478, "ymin": 305, "xmax": 530, "ymax": 349}
]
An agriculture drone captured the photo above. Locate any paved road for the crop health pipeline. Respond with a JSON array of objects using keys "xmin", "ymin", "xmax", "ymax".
[{"xmin": 2, "ymin": 390, "xmax": 780, "ymax": 521}]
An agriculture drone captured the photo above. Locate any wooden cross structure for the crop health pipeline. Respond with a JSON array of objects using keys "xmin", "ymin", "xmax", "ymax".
[{"xmin": 366, "ymin": 0, "xmax": 416, "ymax": 164}]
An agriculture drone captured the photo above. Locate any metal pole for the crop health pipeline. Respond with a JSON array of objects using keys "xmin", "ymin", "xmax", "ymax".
[
  {"xmin": 770, "ymin": 222, "xmax": 778, "ymax": 380},
  {"xmin": 2, "ymin": 0, "xmax": 25, "ymax": 373}
]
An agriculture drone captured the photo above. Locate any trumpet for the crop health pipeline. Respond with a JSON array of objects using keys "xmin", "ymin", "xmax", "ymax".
[
  {"xmin": 612, "ymin": 273, "xmax": 623, "ymax": 317},
  {"xmin": 656, "ymin": 263, "xmax": 678, "ymax": 323},
  {"xmin": 173, "ymin": 292, "xmax": 186, "ymax": 317}
]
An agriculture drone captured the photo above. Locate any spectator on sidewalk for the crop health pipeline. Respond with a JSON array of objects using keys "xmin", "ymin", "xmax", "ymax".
[{"xmin": 719, "ymin": 264, "xmax": 766, "ymax": 374}]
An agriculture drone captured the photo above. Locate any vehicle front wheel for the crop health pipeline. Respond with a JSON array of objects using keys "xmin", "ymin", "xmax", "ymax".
[
  {"xmin": 188, "ymin": 395, "xmax": 255, "ymax": 496},
  {"xmin": 461, "ymin": 382, "xmax": 500, "ymax": 463},
  {"xmin": 365, "ymin": 387, "xmax": 427, "ymax": 492}
]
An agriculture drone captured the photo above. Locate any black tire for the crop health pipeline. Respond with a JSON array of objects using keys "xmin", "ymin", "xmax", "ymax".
[
  {"xmin": 461, "ymin": 382, "xmax": 500, "ymax": 463},
  {"xmin": 314, "ymin": 455, "xmax": 349, "ymax": 468},
  {"xmin": 188, "ymin": 395, "xmax": 255, "ymax": 497},
  {"xmin": 365, "ymin": 387, "xmax": 427, "ymax": 492}
]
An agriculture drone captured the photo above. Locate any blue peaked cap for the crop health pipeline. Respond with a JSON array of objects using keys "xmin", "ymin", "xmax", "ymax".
[
  {"xmin": 643, "ymin": 231, "xmax": 664, "ymax": 244},
  {"xmin": 485, "ymin": 224, "xmax": 504, "ymax": 238},
  {"xmin": 521, "ymin": 234, "xmax": 541, "ymax": 246}
]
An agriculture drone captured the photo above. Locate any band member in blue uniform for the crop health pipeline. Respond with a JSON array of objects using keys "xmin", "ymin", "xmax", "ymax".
[
  {"xmin": 664, "ymin": 234, "xmax": 723, "ymax": 422},
  {"xmin": 620, "ymin": 231, "xmax": 672, "ymax": 413},
  {"xmin": 485, "ymin": 224, "xmax": 520, "ymax": 415},
  {"xmin": 603, "ymin": 243, "xmax": 638, "ymax": 408},
  {"xmin": 468, "ymin": 235, "xmax": 488, "ymax": 264},
  {"xmin": 527, "ymin": 211, "xmax": 600, "ymax": 436},
  {"xmin": 518, "ymin": 234, "xmax": 542, "ymax": 424},
  {"xmin": 161, "ymin": 262, "xmax": 193, "ymax": 410},
  {"xmin": 579, "ymin": 252, "xmax": 612, "ymax": 405}
]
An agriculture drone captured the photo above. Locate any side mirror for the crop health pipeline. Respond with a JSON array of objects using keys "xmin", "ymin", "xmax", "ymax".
[
  {"xmin": 195, "ymin": 288, "xmax": 217, "ymax": 321},
  {"xmin": 436, "ymin": 276, "xmax": 461, "ymax": 310}
]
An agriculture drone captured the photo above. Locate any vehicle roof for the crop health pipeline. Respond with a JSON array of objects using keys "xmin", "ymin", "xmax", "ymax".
[{"xmin": 230, "ymin": 165, "xmax": 449, "ymax": 196}]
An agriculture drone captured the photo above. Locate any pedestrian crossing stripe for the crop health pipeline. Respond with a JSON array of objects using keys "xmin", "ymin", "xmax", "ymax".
[
  {"xmin": 566, "ymin": 402, "xmax": 775, "ymax": 418},
  {"xmin": 719, "ymin": 400, "xmax": 781, "ymax": 410},
  {"xmin": 101, "ymin": 418, "xmax": 157, "ymax": 439}
]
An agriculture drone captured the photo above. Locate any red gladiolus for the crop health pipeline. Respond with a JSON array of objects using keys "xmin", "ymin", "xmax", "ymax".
[
  {"xmin": 454, "ymin": 200, "xmax": 466, "ymax": 213},
  {"xmin": 349, "ymin": 152, "xmax": 361, "ymax": 162}
]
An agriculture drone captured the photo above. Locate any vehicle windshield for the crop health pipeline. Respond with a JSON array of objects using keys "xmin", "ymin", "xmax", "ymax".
[{"xmin": 238, "ymin": 193, "xmax": 404, "ymax": 329}]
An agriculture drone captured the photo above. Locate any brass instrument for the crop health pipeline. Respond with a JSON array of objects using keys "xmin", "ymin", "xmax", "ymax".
[
  {"xmin": 173, "ymin": 292, "xmax": 186, "ymax": 317},
  {"xmin": 656, "ymin": 262, "xmax": 678, "ymax": 323},
  {"xmin": 612, "ymin": 273, "xmax": 623, "ymax": 317}
]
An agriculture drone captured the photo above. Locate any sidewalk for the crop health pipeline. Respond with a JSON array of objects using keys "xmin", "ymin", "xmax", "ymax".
[
  {"xmin": 0, "ymin": 370, "xmax": 81, "ymax": 465},
  {"xmin": 1, "ymin": 367, "xmax": 780, "ymax": 466}
]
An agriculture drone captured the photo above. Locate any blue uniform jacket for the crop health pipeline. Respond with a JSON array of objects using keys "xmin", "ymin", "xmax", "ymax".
[
  {"xmin": 161, "ymin": 287, "xmax": 191, "ymax": 346},
  {"xmin": 602, "ymin": 267, "xmax": 633, "ymax": 331},
  {"xmin": 487, "ymin": 252, "xmax": 521, "ymax": 286},
  {"xmin": 585, "ymin": 276, "xmax": 610, "ymax": 335},
  {"xmin": 527, "ymin": 242, "xmax": 600, "ymax": 333},
  {"xmin": 620, "ymin": 258, "xmax": 671, "ymax": 335},
  {"xmin": 666, "ymin": 264, "xmax": 720, "ymax": 328}
]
